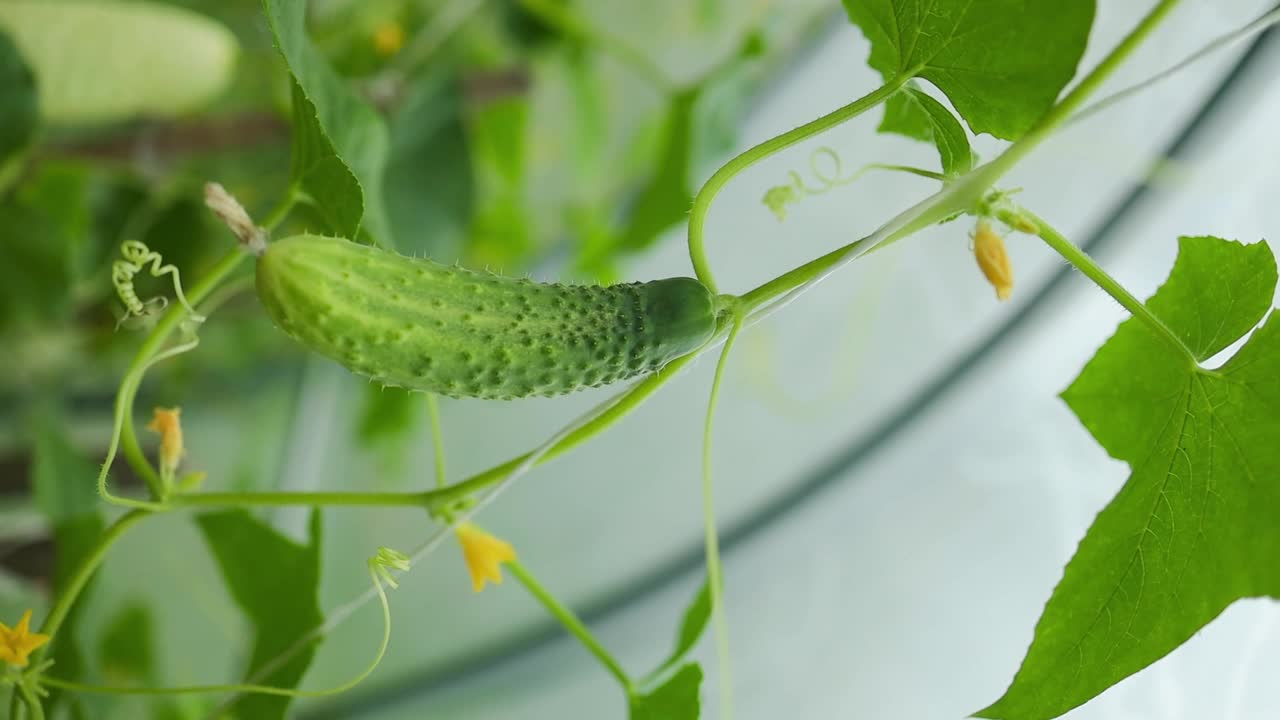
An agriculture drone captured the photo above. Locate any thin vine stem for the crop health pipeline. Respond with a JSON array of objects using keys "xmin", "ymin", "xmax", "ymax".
[
  {"xmin": 508, "ymin": 561, "xmax": 633, "ymax": 691},
  {"xmin": 43, "ymin": 558, "xmax": 397, "ymax": 700},
  {"xmin": 687, "ymin": 77, "xmax": 907, "ymax": 292},
  {"xmin": 702, "ymin": 314, "xmax": 743, "ymax": 720},
  {"xmin": 733, "ymin": 0, "xmax": 1185, "ymax": 314},
  {"xmin": 997, "ymin": 206, "xmax": 1197, "ymax": 363},
  {"xmin": 169, "ymin": 491, "xmax": 428, "ymax": 508}
]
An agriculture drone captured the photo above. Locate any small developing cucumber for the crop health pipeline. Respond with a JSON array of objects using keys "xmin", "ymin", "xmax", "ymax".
[{"xmin": 256, "ymin": 235, "xmax": 720, "ymax": 400}]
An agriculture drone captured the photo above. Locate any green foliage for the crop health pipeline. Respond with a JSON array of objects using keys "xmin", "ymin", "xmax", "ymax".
[
  {"xmin": 466, "ymin": 95, "xmax": 533, "ymax": 265},
  {"xmin": 621, "ymin": 90, "xmax": 697, "ymax": 251},
  {"xmin": 384, "ymin": 70, "xmax": 473, "ymax": 260},
  {"xmin": 980, "ymin": 237, "xmax": 1280, "ymax": 719},
  {"xmin": 623, "ymin": 36, "xmax": 766, "ymax": 253},
  {"xmin": 0, "ymin": 27, "xmax": 37, "ymax": 178},
  {"xmin": 842, "ymin": 0, "xmax": 1095, "ymax": 139},
  {"xmin": 32, "ymin": 410, "xmax": 105, "ymax": 717},
  {"xmin": 196, "ymin": 509, "xmax": 324, "ymax": 720},
  {"xmin": 264, "ymin": 0, "xmax": 391, "ymax": 246},
  {"xmin": 357, "ymin": 385, "xmax": 420, "ymax": 447},
  {"xmin": 630, "ymin": 663, "xmax": 703, "ymax": 720},
  {"xmin": 878, "ymin": 84, "xmax": 972, "ymax": 176},
  {"xmin": 642, "ymin": 579, "xmax": 712, "ymax": 685},
  {"xmin": 0, "ymin": 0, "xmax": 236, "ymax": 124},
  {"xmin": 98, "ymin": 604, "xmax": 155, "ymax": 684}
]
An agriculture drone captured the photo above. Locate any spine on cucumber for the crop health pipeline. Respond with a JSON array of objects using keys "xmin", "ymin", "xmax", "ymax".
[{"xmin": 255, "ymin": 235, "xmax": 719, "ymax": 400}]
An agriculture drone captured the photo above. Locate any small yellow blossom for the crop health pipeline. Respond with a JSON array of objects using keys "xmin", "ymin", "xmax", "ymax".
[
  {"xmin": 974, "ymin": 220, "xmax": 1015, "ymax": 301},
  {"xmin": 456, "ymin": 523, "xmax": 517, "ymax": 592},
  {"xmin": 146, "ymin": 407, "xmax": 184, "ymax": 478},
  {"xmin": 0, "ymin": 610, "xmax": 51, "ymax": 667},
  {"xmin": 372, "ymin": 22, "xmax": 405, "ymax": 57}
]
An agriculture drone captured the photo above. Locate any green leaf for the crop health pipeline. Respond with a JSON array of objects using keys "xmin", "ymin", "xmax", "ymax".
[
  {"xmin": 630, "ymin": 663, "xmax": 703, "ymax": 720},
  {"xmin": 98, "ymin": 603, "xmax": 155, "ymax": 684},
  {"xmin": 0, "ymin": 200, "xmax": 75, "ymax": 332},
  {"xmin": 644, "ymin": 579, "xmax": 711, "ymax": 685},
  {"xmin": 466, "ymin": 95, "xmax": 532, "ymax": 265},
  {"xmin": 357, "ymin": 384, "xmax": 421, "ymax": 447},
  {"xmin": 689, "ymin": 33, "xmax": 766, "ymax": 187},
  {"xmin": 842, "ymin": 0, "xmax": 1095, "ymax": 139},
  {"xmin": 879, "ymin": 85, "xmax": 972, "ymax": 176},
  {"xmin": 197, "ymin": 509, "xmax": 324, "ymax": 720},
  {"xmin": 0, "ymin": 26, "xmax": 37, "ymax": 178},
  {"xmin": 264, "ymin": 0, "xmax": 391, "ymax": 246},
  {"xmin": 0, "ymin": 0, "xmax": 235, "ymax": 124},
  {"xmin": 621, "ymin": 90, "xmax": 696, "ymax": 251},
  {"xmin": 385, "ymin": 70, "xmax": 472, "ymax": 260},
  {"xmin": 980, "ymin": 237, "xmax": 1280, "ymax": 719},
  {"xmin": 31, "ymin": 412, "xmax": 104, "ymax": 718}
]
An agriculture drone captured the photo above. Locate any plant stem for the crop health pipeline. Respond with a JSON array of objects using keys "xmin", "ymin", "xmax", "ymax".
[
  {"xmin": 687, "ymin": 78, "xmax": 907, "ymax": 292},
  {"xmin": 507, "ymin": 560, "xmax": 632, "ymax": 691},
  {"xmin": 17, "ymin": 681, "xmax": 43, "ymax": 720},
  {"xmin": 117, "ymin": 248, "xmax": 250, "ymax": 499},
  {"xmin": 170, "ymin": 491, "xmax": 428, "ymax": 508},
  {"xmin": 702, "ymin": 315, "xmax": 742, "ymax": 720},
  {"xmin": 420, "ymin": 351, "xmax": 695, "ymax": 510},
  {"xmin": 733, "ymin": 0, "xmax": 1185, "ymax": 313},
  {"xmin": 34, "ymin": 510, "xmax": 150, "ymax": 660},
  {"xmin": 998, "ymin": 206, "xmax": 1197, "ymax": 362}
]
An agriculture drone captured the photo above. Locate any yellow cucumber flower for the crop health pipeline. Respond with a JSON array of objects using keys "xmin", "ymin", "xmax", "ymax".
[
  {"xmin": 0, "ymin": 610, "xmax": 50, "ymax": 667},
  {"xmin": 974, "ymin": 220, "xmax": 1015, "ymax": 301},
  {"xmin": 456, "ymin": 523, "xmax": 517, "ymax": 593},
  {"xmin": 146, "ymin": 406, "xmax": 184, "ymax": 478}
]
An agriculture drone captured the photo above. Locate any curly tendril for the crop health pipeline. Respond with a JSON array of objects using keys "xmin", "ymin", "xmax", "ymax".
[
  {"xmin": 762, "ymin": 147, "xmax": 948, "ymax": 222},
  {"xmin": 112, "ymin": 240, "xmax": 205, "ymax": 327}
]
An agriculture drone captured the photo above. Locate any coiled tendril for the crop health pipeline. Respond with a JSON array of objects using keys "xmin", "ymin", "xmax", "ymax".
[{"xmin": 111, "ymin": 240, "xmax": 205, "ymax": 327}]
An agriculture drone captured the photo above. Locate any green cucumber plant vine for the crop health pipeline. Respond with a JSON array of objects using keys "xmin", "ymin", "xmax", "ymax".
[{"xmin": 3, "ymin": 0, "xmax": 1279, "ymax": 719}]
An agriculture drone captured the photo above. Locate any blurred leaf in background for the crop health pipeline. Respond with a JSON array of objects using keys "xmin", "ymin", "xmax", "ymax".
[
  {"xmin": 31, "ymin": 409, "xmax": 106, "ymax": 718},
  {"xmin": 0, "ymin": 26, "xmax": 37, "ymax": 190},
  {"xmin": 197, "ymin": 509, "xmax": 324, "ymax": 720}
]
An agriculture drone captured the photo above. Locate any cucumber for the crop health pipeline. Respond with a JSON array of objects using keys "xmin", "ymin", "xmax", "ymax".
[{"xmin": 256, "ymin": 235, "xmax": 720, "ymax": 400}]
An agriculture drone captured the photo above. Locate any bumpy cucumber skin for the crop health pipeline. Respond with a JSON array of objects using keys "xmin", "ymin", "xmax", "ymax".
[{"xmin": 256, "ymin": 235, "xmax": 719, "ymax": 400}]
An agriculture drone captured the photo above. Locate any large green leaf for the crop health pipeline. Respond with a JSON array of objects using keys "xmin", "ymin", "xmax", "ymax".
[
  {"xmin": 879, "ymin": 84, "xmax": 972, "ymax": 176},
  {"xmin": 629, "ymin": 663, "xmax": 703, "ymax": 720},
  {"xmin": 197, "ymin": 509, "xmax": 324, "ymax": 720},
  {"xmin": 0, "ymin": 0, "xmax": 235, "ymax": 124},
  {"xmin": 264, "ymin": 0, "xmax": 391, "ymax": 246},
  {"xmin": 980, "ymin": 237, "xmax": 1280, "ymax": 719},
  {"xmin": 842, "ymin": 0, "xmax": 1095, "ymax": 139}
]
